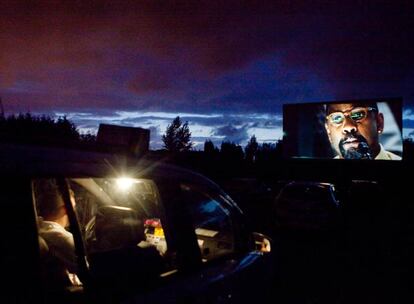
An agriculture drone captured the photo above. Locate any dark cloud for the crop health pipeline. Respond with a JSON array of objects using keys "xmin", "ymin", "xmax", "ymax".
[
  {"xmin": 178, "ymin": 114, "xmax": 283, "ymax": 130},
  {"xmin": 212, "ymin": 124, "xmax": 250, "ymax": 144},
  {"xmin": 0, "ymin": 1, "xmax": 412, "ymax": 122},
  {"xmin": 128, "ymin": 74, "xmax": 170, "ymax": 94}
]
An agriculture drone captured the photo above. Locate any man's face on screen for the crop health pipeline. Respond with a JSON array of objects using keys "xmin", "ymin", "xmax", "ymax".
[{"xmin": 325, "ymin": 103, "xmax": 383, "ymax": 159}]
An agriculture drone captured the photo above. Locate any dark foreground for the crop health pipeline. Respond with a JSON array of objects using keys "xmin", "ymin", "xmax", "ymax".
[{"xmin": 220, "ymin": 160, "xmax": 414, "ymax": 304}]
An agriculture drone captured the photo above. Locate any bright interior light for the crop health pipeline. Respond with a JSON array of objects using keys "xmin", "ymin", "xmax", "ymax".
[{"xmin": 116, "ymin": 177, "xmax": 135, "ymax": 190}]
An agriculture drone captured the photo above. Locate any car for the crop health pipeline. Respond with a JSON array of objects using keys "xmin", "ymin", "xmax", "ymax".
[
  {"xmin": 270, "ymin": 181, "xmax": 342, "ymax": 303},
  {"xmin": 0, "ymin": 143, "xmax": 273, "ymax": 304},
  {"xmin": 273, "ymin": 181, "xmax": 340, "ymax": 231}
]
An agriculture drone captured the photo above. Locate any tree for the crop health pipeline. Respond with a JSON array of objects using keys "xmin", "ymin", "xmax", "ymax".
[
  {"xmin": 204, "ymin": 139, "xmax": 218, "ymax": 154},
  {"xmin": 220, "ymin": 141, "xmax": 244, "ymax": 161},
  {"xmin": 0, "ymin": 113, "xmax": 81, "ymax": 144},
  {"xmin": 162, "ymin": 116, "xmax": 192, "ymax": 152},
  {"xmin": 245, "ymin": 135, "xmax": 259, "ymax": 163}
]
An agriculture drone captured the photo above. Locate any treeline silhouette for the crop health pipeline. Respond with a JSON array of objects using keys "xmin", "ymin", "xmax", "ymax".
[
  {"xmin": 147, "ymin": 140, "xmax": 284, "ymax": 180},
  {"xmin": 0, "ymin": 113, "xmax": 96, "ymax": 147}
]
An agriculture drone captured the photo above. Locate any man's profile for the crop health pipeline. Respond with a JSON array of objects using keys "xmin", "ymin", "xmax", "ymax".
[{"xmin": 324, "ymin": 102, "xmax": 401, "ymax": 160}]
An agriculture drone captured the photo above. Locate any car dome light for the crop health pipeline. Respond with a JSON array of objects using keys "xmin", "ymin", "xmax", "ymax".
[{"xmin": 116, "ymin": 177, "xmax": 136, "ymax": 190}]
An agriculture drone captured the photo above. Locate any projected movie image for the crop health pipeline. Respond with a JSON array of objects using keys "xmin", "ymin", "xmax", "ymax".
[{"xmin": 283, "ymin": 98, "xmax": 403, "ymax": 160}]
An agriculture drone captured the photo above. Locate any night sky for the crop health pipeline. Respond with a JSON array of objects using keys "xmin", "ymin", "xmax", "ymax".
[{"xmin": 1, "ymin": 1, "xmax": 413, "ymax": 149}]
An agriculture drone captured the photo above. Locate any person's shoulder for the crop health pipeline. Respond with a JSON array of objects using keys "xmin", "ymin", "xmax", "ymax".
[
  {"xmin": 40, "ymin": 222, "xmax": 74, "ymax": 246},
  {"xmin": 38, "ymin": 220, "xmax": 61, "ymax": 233},
  {"xmin": 384, "ymin": 150, "xmax": 402, "ymax": 160},
  {"xmin": 375, "ymin": 145, "xmax": 402, "ymax": 160}
]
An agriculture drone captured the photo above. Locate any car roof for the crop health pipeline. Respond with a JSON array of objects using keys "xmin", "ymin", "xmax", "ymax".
[{"xmin": 0, "ymin": 143, "xmax": 219, "ymax": 190}]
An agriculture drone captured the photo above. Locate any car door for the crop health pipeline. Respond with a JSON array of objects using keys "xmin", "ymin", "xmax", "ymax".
[
  {"xmin": 154, "ymin": 179, "xmax": 274, "ymax": 303},
  {"xmin": 29, "ymin": 175, "xmax": 184, "ymax": 304},
  {"xmin": 29, "ymin": 173, "xmax": 272, "ymax": 304},
  {"xmin": 1, "ymin": 176, "xmax": 45, "ymax": 304}
]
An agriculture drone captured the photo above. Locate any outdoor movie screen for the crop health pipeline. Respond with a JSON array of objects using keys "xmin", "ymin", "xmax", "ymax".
[{"xmin": 283, "ymin": 98, "xmax": 403, "ymax": 160}]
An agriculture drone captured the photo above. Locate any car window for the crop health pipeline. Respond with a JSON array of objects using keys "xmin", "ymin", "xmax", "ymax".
[
  {"xmin": 33, "ymin": 178, "xmax": 82, "ymax": 290},
  {"xmin": 180, "ymin": 184, "xmax": 235, "ymax": 262},
  {"xmin": 33, "ymin": 177, "xmax": 175, "ymax": 295}
]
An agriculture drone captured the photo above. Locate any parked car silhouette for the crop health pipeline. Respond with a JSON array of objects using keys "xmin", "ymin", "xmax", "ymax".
[
  {"xmin": 1, "ymin": 143, "xmax": 273, "ymax": 304},
  {"xmin": 273, "ymin": 181, "xmax": 340, "ymax": 231}
]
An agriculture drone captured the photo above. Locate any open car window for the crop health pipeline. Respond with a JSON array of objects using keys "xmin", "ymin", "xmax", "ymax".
[
  {"xmin": 180, "ymin": 184, "xmax": 235, "ymax": 262},
  {"xmin": 34, "ymin": 177, "xmax": 176, "ymax": 296},
  {"xmin": 70, "ymin": 178, "xmax": 166, "ymax": 254}
]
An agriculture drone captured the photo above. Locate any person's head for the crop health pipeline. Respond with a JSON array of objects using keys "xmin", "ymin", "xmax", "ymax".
[
  {"xmin": 35, "ymin": 179, "xmax": 75, "ymax": 226},
  {"xmin": 324, "ymin": 102, "xmax": 384, "ymax": 159}
]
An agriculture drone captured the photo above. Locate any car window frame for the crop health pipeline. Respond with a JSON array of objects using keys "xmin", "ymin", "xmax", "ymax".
[
  {"xmin": 176, "ymin": 181, "xmax": 250, "ymax": 265},
  {"xmin": 68, "ymin": 176, "xmax": 182, "ymax": 286},
  {"xmin": 154, "ymin": 178, "xmax": 203, "ymax": 273}
]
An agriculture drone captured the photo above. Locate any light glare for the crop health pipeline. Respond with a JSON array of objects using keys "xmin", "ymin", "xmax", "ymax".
[{"xmin": 116, "ymin": 177, "xmax": 135, "ymax": 190}]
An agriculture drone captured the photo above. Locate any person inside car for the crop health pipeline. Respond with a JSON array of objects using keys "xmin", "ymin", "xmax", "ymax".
[
  {"xmin": 35, "ymin": 179, "xmax": 81, "ymax": 287},
  {"xmin": 324, "ymin": 101, "xmax": 401, "ymax": 160}
]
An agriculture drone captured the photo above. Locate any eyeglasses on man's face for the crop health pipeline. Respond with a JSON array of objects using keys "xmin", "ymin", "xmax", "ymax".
[{"xmin": 326, "ymin": 107, "xmax": 377, "ymax": 127}]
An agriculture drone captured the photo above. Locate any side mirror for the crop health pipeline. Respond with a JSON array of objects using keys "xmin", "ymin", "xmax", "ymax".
[{"xmin": 252, "ymin": 232, "xmax": 272, "ymax": 253}]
